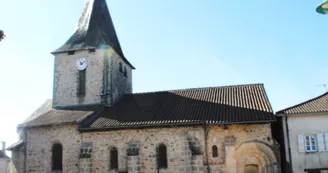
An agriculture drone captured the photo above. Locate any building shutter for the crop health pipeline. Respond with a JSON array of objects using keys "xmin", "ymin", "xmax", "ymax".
[
  {"xmin": 317, "ymin": 133, "xmax": 325, "ymax": 152},
  {"xmin": 297, "ymin": 135, "xmax": 305, "ymax": 153},
  {"xmin": 324, "ymin": 133, "xmax": 328, "ymax": 151}
]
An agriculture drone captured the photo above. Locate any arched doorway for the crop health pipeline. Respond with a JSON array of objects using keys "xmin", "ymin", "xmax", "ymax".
[
  {"xmin": 244, "ymin": 164, "xmax": 259, "ymax": 173},
  {"xmin": 236, "ymin": 142, "xmax": 278, "ymax": 173}
]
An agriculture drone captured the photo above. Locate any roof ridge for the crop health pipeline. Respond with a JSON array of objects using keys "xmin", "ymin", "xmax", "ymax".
[
  {"xmin": 130, "ymin": 83, "xmax": 264, "ymax": 95},
  {"xmin": 276, "ymin": 92, "xmax": 328, "ymax": 114}
]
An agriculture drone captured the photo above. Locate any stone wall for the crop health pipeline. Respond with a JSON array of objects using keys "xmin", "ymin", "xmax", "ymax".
[
  {"xmin": 206, "ymin": 124, "xmax": 279, "ymax": 173},
  {"xmin": 52, "ymin": 46, "xmax": 133, "ymax": 108},
  {"xmin": 107, "ymin": 50, "xmax": 133, "ymax": 106},
  {"xmin": 53, "ymin": 49, "xmax": 104, "ymax": 107},
  {"xmin": 23, "ymin": 123, "xmax": 279, "ymax": 173},
  {"xmin": 25, "ymin": 125, "xmax": 81, "ymax": 173}
]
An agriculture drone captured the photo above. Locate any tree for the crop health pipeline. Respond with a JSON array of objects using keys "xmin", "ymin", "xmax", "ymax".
[{"xmin": 0, "ymin": 30, "xmax": 5, "ymax": 41}]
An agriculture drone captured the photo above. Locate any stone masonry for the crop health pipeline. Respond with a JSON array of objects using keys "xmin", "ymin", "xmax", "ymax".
[
  {"xmin": 20, "ymin": 123, "xmax": 279, "ymax": 173},
  {"xmin": 53, "ymin": 47, "xmax": 132, "ymax": 108},
  {"xmin": 79, "ymin": 142, "xmax": 92, "ymax": 173}
]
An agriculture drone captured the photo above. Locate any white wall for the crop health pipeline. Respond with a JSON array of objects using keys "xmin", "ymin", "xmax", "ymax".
[
  {"xmin": 286, "ymin": 113, "xmax": 328, "ymax": 173},
  {"xmin": 0, "ymin": 158, "xmax": 9, "ymax": 173}
]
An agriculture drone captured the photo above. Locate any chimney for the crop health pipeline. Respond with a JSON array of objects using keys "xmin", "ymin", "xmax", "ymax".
[{"xmin": 1, "ymin": 141, "xmax": 5, "ymax": 153}]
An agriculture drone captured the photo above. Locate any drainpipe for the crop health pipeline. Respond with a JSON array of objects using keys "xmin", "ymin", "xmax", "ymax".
[
  {"xmin": 284, "ymin": 115, "xmax": 293, "ymax": 172},
  {"xmin": 23, "ymin": 129, "xmax": 27, "ymax": 173},
  {"xmin": 204, "ymin": 123, "xmax": 211, "ymax": 173}
]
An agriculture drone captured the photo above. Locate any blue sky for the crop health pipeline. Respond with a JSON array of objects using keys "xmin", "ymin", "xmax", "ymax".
[{"xmin": 0, "ymin": 0, "xmax": 328, "ymax": 148}]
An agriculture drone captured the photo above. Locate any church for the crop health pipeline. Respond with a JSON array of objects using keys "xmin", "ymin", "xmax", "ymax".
[{"xmin": 7, "ymin": 0, "xmax": 280, "ymax": 173}]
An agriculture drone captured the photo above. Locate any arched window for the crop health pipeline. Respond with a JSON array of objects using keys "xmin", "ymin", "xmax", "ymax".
[
  {"xmin": 157, "ymin": 144, "xmax": 168, "ymax": 169},
  {"xmin": 119, "ymin": 62, "xmax": 123, "ymax": 73},
  {"xmin": 212, "ymin": 145, "xmax": 218, "ymax": 157},
  {"xmin": 123, "ymin": 67, "xmax": 127, "ymax": 77},
  {"xmin": 110, "ymin": 147, "xmax": 118, "ymax": 169},
  {"xmin": 52, "ymin": 143, "xmax": 63, "ymax": 171}
]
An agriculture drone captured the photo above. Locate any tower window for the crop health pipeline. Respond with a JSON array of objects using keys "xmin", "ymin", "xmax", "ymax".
[
  {"xmin": 110, "ymin": 147, "xmax": 118, "ymax": 170},
  {"xmin": 68, "ymin": 51, "xmax": 75, "ymax": 55},
  {"xmin": 123, "ymin": 67, "xmax": 127, "ymax": 77},
  {"xmin": 119, "ymin": 62, "xmax": 123, "ymax": 73},
  {"xmin": 52, "ymin": 143, "xmax": 63, "ymax": 171},
  {"xmin": 157, "ymin": 144, "xmax": 168, "ymax": 169},
  {"xmin": 78, "ymin": 70, "xmax": 86, "ymax": 96},
  {"xmin": 212, "ymin": 145, "xmax": 218, "ymax": 157}
]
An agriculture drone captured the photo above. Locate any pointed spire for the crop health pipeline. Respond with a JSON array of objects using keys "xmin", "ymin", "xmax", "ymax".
[{"xmin": 52, "ymin": 0, "xmax": 124, "ymax": 57}]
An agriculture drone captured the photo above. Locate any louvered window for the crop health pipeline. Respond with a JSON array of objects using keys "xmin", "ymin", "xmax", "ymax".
[
  {"xmin": 78, "ymin": 70, "xmax": 86, "ymax": 96},
  {"xmin": 123, "ymin": 67, "xmax": 127, "ymax": 77},
  {"xmin": 119, "ymin": 62, "xmax": 123, "ymax": 73}
]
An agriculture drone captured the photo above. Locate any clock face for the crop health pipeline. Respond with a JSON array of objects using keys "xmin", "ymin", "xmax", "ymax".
[{"xmin": 76, "ymin": 57, "xmax": 88, "ymax": 71}]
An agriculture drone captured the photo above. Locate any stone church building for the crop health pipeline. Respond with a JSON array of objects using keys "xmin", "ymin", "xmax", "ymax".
[{"xmin": 7, "ymin": 0, "xmax": 280, "ymax": 173}]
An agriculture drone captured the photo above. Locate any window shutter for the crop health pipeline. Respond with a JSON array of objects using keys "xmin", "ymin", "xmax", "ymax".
[
  {"xmin": 297, "ymin": 135, "xmax": 305, "ymax": 153},
  {"xmin": 324, "ymin": 133, "xmax": 328, "ymax": 151},
  {"xmin": 317, "ymin": 133, "xmax": 325, "ymax": 152}
]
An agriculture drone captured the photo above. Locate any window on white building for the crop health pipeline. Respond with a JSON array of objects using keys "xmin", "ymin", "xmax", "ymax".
[
  {"xmin": 297, "ymin": 134, "xmax": 326, "ymax": 153},
  {"xmin": 304, "ymin": 135, "xmax": 317, "ymax": 152}
]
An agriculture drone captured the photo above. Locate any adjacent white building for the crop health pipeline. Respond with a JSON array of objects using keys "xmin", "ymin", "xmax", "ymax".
[
  {"xmin": 277, "ymin": 92, "xmax": 328, "ymax": 173},
  {"xmin": 0, "ymin": 142, "xmax": 10, "ymax": 173}
]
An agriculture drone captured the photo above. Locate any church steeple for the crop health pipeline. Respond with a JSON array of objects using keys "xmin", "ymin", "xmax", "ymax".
[
  {"xmin": 52, "ymin": 0, "xmax": 125, "ymax": 59},
  {"xmin": 51, "ymin": 0, "xmax": 134, "ymax": 108}
]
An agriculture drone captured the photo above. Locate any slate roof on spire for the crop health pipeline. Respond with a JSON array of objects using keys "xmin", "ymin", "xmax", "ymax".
[{"xmin": 52, "ymin": 0, "xmax": 132, "ymax": 67}]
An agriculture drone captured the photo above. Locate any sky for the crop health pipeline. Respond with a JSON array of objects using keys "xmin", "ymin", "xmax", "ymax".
[{"xmin": 1, "ymin": 0, "xmax": 328, "ymax": 151}]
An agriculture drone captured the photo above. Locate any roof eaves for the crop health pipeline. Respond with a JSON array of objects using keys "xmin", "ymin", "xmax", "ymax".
[
  {"xmin": 6, "ymin": 140, "xmax": 24, "ymax": 151},
  {"xmin": 277, "ymin": 111, "xmax": 328, "ymax": 117},
  {"xmin": 276, "ymin": 92, "xmax": 328, "ymax": 114},
  {"xmin": 79, "ymin": 119, "xmax": 276, "ymax": 132},
  {"xmin": 18, "ymin": 121, "xmax": 81, "ymax": 129},
  {"xmin": 51, "ymin": 47, "xmax": 96, "ymax": 55}
]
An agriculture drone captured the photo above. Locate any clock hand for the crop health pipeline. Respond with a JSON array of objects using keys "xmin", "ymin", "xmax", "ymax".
[{"xmin": 79, "ymin": 60, "xmax": 83, "ymax": 65}]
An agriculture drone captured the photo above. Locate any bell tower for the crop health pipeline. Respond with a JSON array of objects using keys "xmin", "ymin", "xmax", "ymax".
[{"xmin": 51, "ymin": 0, "xmax": 135, "ymax": 108}]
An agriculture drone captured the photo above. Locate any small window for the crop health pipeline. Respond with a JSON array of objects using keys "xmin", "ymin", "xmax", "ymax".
[
  {"xmin": 212, "ymin": 145, "xmax": 218, "ymax": 157},
  {"xmin": 110, "ymin": 147, "xmax": 118, "ymax": 170},
  {"xmin": 305, "ymin": 135, "xmax": 317, "ymax": 152},
  {"xmin": 123, "ymin": 67, "xmax": 127, "ymax": 77},
  {"xmin": 157, "ymin": 144, "xmax": 168, "ymax": 169},
  {"xmin": 68, "ymin": 51, "xmax": 75, "ymax": 55},
  {"xmin": 52, "ymin": 143, "xmax": 63, "ymax": 171},
  {"xmin": 119, "ymin": 63, "xmax": 123, "ymax": 73}
]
